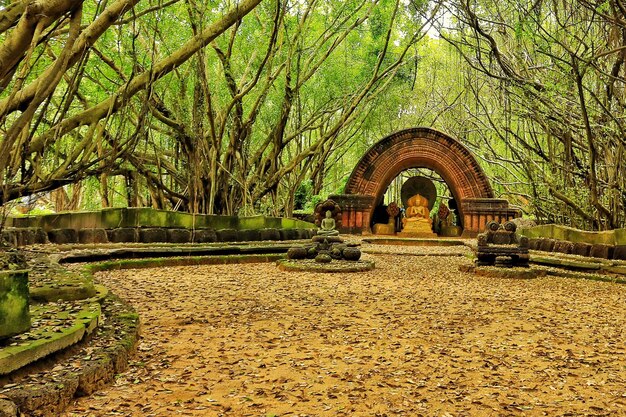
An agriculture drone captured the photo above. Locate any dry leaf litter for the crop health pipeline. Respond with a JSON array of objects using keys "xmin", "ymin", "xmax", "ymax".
[{"xmin": 62, "ymin": 246, "xmax": 626, "ymax": 417}]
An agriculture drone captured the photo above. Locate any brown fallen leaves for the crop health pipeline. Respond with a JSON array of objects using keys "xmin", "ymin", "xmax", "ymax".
[{"xmin": 62, "ymin": 247, "xmax": 626, "ymax": 417}]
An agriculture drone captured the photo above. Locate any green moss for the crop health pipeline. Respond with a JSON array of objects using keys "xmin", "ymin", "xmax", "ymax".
[
  {"xmin": 137, "ymin": 208, "xmax": 168, "ymax": 227},
  {"xmin": 100, "ymin": 208, "xmax": 125, "ymax": 228},
  {"xmin": 518, "ymin": 225, "xmax": 550, "ymax": 239},
  {"xmin": 0, "ymin": 301, "xmax": 100, "ymax": 374},
  {"xmin": 8, "ymin": 209, "xmax": 317, "ymax": 236},
  {"xmin": 280, "ymin": 218, "xmax": 298, "ymax": 229},
  {"xmin": 264, "ymin": 217, "xmax": 282, "ymax": 229},
  {"xmin": 614, "ymin": 229, "xmax": 626, "ymax": 246},
  {"xmin": 118, "ymin": 312, "xmax": 139, "ymax": 321},
  {"xmin": 281, "ymin": 218, "xmax": 315, "ymax": 229},
  {"xmin": 166, "ymin": 211, "xmax": 196, "ymax": 228},
  {"xmin": 205, "ymin": 215, "xmax": 238, "ymax": 229},
  {"xmin": 29, "ymin": 268, "xmax": 96, "ymax": 302},
  {"xmin": 531, "ymin": 255, "xmax": 602, "ymax": 270},
  {"xmin": 0, "ymin": 270, "xmax": 30, "ymax": 338},
  {"xmin": 239, "ymin": 215, "xmax": 267, "ymax": 230},
  {"xmin": 520, "ymin": 224, "xmax": 620, "ymax": 246}
]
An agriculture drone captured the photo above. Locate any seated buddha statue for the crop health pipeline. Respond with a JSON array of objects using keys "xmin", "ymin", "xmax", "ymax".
[
  {"xmin": 401, "ymin": 194, "xmax": 434, "ymax": 235},
  {"xmin": 317, "ymin": 210, "xmax": 339, "ymax": 236}
]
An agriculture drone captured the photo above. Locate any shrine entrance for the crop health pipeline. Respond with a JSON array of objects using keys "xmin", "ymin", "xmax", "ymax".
[{"xmin": 330, "ymin": 127, "xmax": 519, "ymax": 236}]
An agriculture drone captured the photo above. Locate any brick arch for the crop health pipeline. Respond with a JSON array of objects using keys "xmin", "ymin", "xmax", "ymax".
[
  {"xmin": 331, "ymin": 128, "xmax": 518, "ymax": 235},
  {"xmin": 346, "ymin": 127, "xmax": 493, "ymax": 207}
]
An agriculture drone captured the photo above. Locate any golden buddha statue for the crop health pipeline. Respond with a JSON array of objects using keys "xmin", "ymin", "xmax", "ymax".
[{"xmin": 401, "ymin": 193, "xmax": 435, "ymax": 236}]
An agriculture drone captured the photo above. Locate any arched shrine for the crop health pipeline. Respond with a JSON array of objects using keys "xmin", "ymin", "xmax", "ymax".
[{"xmin": 329, "ymin": 128, "xmax": 519, "ymax": 236}]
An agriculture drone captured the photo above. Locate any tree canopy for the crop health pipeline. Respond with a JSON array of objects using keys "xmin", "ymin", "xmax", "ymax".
[{"xmin": 0, "ymin": 0, "xmax": 624, "ymax": 229}]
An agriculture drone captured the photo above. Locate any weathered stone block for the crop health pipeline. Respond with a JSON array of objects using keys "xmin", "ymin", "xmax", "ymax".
[
  {"xmin": 539, "ymin": 238, "xmax": 555, "ymax": 252},
  {"xmin": 166, "ymin": 211, "xmax": 197, "ymax": 229},
  {"xmin": 312, "ymin": 235, "xmax": 343, "ymax": 243},
  {"xmin": 614, "ymin": 229, "xmax": 626, "ymax": 246},
  {"xmin": 107, "ymin": 228, "xmax": 138, "ymax": 243},
  {"xmin": 550, "ymin": 225, "xmax": 569, "ymax": 241},
  {"xmin": 613, "ymin": 245, "xmax": 626, "ymax": 261},
  {"xmin": 217, "ymin": 229, "xmax": 239, "ymax": 242},
  {"xmin": 528, "ymin": 238, "xmax": 541, "ymax": 250},
  {"xmin": 343, "ymin": 247, "xmax": 362, "ymax": 261},
  {"xmin": 264, "ymin": 217, "xmax": 283, "ymax": 229},
  {"xmin": 238, "ymin": 229, "xmax": 260, "ymax": 241},
  {"xmin": 192, "ymin": 229, "xmax": 217, "ymax": 243},
  {"xmin": 238, "ymin": 215, "xmax": 266, "ymax": 230},
  {"xmin": 136, "ymin": 208, "xmax": 168, "ymax": 228},
  {"xmin": 572, "ymin": 242, "xmax": 592, "ymax": 257},
  {"xmin": 259, "ymin": 228, "xmax": 281, "ymax": 241},
  {"xmin": 139, "ymin": 228, "xmax": 167, "ymax": 243},
  {"xmin": 5, "ymin": 215, "xmax": 42, "ymax": 229},
  {"xmin": 295, "ymin": 229, "xmax": 310, "ymax": 240},
  {"xmin": 589, "ymin": 244, "xmax": 613, "ymax": 259},
  {"xmin": 15, "ymin": 228, "xmax": 48, "ymax": 246},
  {"xmin": 553, "ymin": 240, "xmax": 574, "ymax": 254},
  {"xmin": 101, "ymin": 208, "xmax": 125, "ymax": 228},
  {"xmin": 48, "ymin": 228, "xmax": 79, "ymax": 244},
  {"xmin": 0, "ymin": 270, "xmax": 30, "ymax": 339},
  {"xmin": 206, "ymin": 216, "xmax": 239, "ymax": 230},
  {"xmin": 1, "ymin": 230, "xmax": 18, "ymax": 246},
  {"xmin": 279, "ymin": 229, "xmax": 299, "ymax": 241},
  {"xmin": 69, "ymin": 212, "xmax": 100, "ymax": 230},
  {"xmin": 78, "ymin": 229, "xmax": 108, "ymax": 244},
  {"xmin": 34, "ymin": 228, "xmax": 49, "ymax": 244},
  {"xmin": 287, "ymin": 247, "xmax": 308, "ymax": 260},
  {"xmin": 281, "ymin": 217, "xmax": 314, "ymax": 229},
  {"xmin": 167, "ymin": 228, "xmax": 191, "ymax": 244}
]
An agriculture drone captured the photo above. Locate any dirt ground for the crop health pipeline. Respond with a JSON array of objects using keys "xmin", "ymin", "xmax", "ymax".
[{"xmin": 62, "ymin": 246, "xmax": 626, "ymax": 417}]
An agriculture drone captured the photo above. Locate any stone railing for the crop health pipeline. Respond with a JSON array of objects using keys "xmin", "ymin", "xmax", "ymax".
[
  {"xmin": 3, "ymin": 208, "xmax": 315, "ymax": 245},
  {"xmin": 518, "ymin": 224, "xmax": 626, "ymax": 260}
]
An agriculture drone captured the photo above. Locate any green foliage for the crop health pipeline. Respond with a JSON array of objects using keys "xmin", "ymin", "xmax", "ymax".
[
  {"xmin": 294, "ymin": 181, "xmax": 313, "ymax": 211},
  {"xmin": 11, "ymin": 0, "xmax": 625, "ymax": 231}
]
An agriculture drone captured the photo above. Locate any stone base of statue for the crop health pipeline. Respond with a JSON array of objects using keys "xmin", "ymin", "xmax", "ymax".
[
  {"xmin": 399, "ymin": 220, "xmax": 436, "ymax": 237},
  {"xmin": 282, "ymin": 226, "xmax": 368, "ymax": 272}
]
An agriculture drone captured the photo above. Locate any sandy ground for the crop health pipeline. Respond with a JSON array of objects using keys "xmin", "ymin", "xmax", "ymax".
[{"xmin": 62, "ymin": 247, "xmax": 626, "ymax": 417}]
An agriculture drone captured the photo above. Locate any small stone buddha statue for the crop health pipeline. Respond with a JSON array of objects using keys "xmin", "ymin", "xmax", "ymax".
[
  {"xmin": 318, "ymin": 210, "xmax": 339, "ymax": 236},
  {"xmin": 401, "ymin": 194, "xmax": 434, "ymax": 235}
]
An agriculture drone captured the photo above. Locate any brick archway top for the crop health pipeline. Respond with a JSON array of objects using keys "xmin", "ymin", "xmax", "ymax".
[{"xmin": 345, "ymin": 128, "xmax": 494, "ymax": 203}]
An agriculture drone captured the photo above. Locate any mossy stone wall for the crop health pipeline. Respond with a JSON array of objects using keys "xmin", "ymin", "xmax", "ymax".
[
  {"xmin": 519, "ymin": 224, "xmax": 626, "ymax": 245},
  {"xmin": 0, "ymin": 270, "xmax": 30, "ymax": 339},
  {"xmin": 6, "ymin": 208, "xmax": 314, "ymax": 231}
]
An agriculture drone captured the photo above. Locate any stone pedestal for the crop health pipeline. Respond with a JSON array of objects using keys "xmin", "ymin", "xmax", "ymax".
[
  {"xmin": 0, "ymin": 270, "xmax": 30, "ymax": 339},
  {"xmin": 329, "ymin": 194, "xmax": 375, "ymax": 234},
  {"xmin": 399, "ymin": 219, "xmax": 436, "ymax": 237},
  {"xmin": 461, "ymin": 198, "xmax": 520, "ymax": 237},
  {"xmin": 476, "ymin": 221, "xmax": 529, "ymax": 268}
]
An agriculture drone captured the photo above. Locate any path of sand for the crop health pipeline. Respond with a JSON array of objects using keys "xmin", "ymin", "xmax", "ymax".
[{"xmin": 63, "ymin": 247, "xmax": 626, "ymax": 416}]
